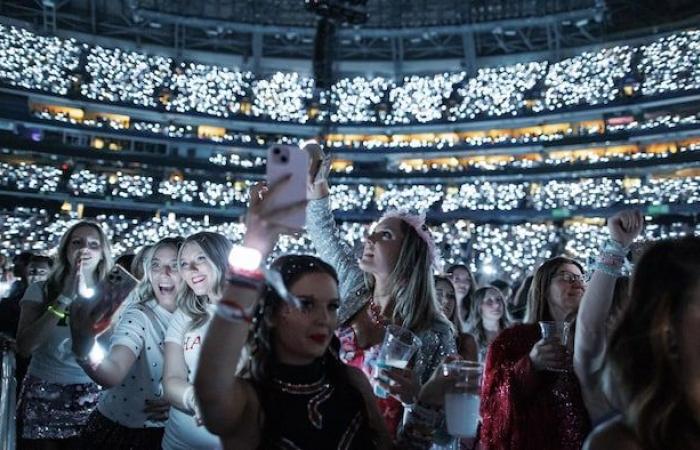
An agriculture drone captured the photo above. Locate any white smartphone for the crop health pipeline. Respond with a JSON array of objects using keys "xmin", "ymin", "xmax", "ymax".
[{"xmin": 266, "ymin": 144, "xmax": 309, "ymax": 231}]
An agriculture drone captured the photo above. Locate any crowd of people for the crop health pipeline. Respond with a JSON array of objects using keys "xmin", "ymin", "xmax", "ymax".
[
  {"xmin": 2, "ymin": 157, "xmax": 699, "ymax": 214},
  {"xmin": 0, "ymin": 146, "xmax": 698, "ymax": 450},
  {"xmin": 2, "ymin": 24, "xmax": 700, "ymax": 125}
]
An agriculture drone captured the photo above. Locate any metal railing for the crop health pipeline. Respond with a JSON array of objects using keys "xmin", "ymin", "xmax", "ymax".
[{"xmin": 0, "ymin": 346, "xmax": 17, "ymax": 450}]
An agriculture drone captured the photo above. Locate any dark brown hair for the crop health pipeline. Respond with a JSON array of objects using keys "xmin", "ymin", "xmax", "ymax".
[{"xmin": 604, "ymin": 237, "xmax": 700, "ymax": 450}]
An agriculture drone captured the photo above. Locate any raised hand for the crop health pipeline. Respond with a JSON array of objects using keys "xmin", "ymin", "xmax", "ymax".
[
  {"xmin": 243, "ymin": 178, "xmax": 307, "ymax": 257},
  {"xmin": 607, "ymin": 209, "xmax": 644, "ymax": 248},
  {"xmin": 302, "ymin": 141, "xmax": 330, "ymax": 200}
]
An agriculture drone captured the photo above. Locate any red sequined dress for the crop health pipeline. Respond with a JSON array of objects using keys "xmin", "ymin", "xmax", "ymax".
[{"xmin": 478, "ymin": 324, "xmax": 591, "ymax": 450}]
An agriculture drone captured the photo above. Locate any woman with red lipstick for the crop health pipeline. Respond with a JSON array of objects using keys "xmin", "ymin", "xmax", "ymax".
[
  {"xmin": 305, "ymin": 145, "xmax": 456, "ymax": 441},
  {"xmin": 478, "ymin": 256, "xmax": 591, "ymax": 450},
  {"xmin": 16, "ymin": 221, "xmax": 113, "ymax": 449},
  {"xmin": 70, "ymin": 237, "xmax": 183, "ymax": 449},
  {"xmin": 195, "ymin": 181, "xmax": 391, "ymax": 449},
  {"xmin": 162, "ymin": 231, "xmax": 232, "ymax": 450}
]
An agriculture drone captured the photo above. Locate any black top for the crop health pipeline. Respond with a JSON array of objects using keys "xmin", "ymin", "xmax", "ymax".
[{"xmin": 254, "ymin": 357, "xmax": 376, "ymax": 450}]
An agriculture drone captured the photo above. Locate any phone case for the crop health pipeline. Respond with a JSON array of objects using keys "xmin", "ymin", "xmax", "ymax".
[
  {"xmin": 90, "ymin": 265, "xmax": 138, "ymax": 333},
  {"xmin": 266, "ymin": 144, "xmax": 309, "ymax": 231}
]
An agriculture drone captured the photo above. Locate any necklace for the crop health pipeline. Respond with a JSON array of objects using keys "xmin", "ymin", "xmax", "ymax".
[
  {"xmin": 367, "ymin": 296, "xmax": 389, "ymax": 327},
  {"xmin": 272, "ymin": 375, "xmax": 327, "ymax": 395}
]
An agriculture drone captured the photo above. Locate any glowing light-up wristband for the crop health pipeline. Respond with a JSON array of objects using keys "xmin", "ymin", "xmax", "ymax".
[
  {"xmin": 228, "ymin": 246, "xmax": 265, "ymax": 280},
  {"xmin": 225, "ymin": 245, "xmax": 303, "ymax": 309}
]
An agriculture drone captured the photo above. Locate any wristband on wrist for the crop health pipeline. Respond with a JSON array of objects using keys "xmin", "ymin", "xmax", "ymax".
[
  {"xmin": 74, "ymin": 352, "xmax": 99, "ymax": 370},
  {"xmin": 47, "ymin": 305, "xmax": 66, "ymax": 319},
  {"xmin": 216, "ymin": 299, "xmax": 256, "ymax": 324},
  {"xmin": 602, "ymin": 238, "xmax": 629, "ymax": 256},
  {"xmin": 56, "ymin": 294, "xmax": 73, "ymax": 308},
  {"xmin": 226, "ymin": 273, "xmax": 266, "ymax": 292}
]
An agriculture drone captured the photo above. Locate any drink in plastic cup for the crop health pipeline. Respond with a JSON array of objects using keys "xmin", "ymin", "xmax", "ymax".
[
  {"xmin": 443, "ymin": 361, "xmax": 483, "ymax": 438},
  {"xmin": 538, "ymin": 321, "xmax": 570, "ymax": 345},
  {"xmin": 372, "ymin": 325, "xmax": 421, "ymax": 398},
  {"xmin": 538, "ymin": 321, "xmax": 572, "ymax": 371}
]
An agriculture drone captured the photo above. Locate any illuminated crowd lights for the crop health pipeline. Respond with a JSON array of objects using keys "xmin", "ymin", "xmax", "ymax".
[
  {"xmin": 535, "ymin": 46, "xmax": 633, "ymax": 112},
  {"xmin": 81, "ymin": 46, "xmax": 173, "ymax": 108},
  {"xmin": 2, "ymin": 208, "xmax": 698, "ymax": 283},
  {"xmin": 168, "ymin": 62, "xmax": 254, "ymax": 117},
  {"xmin": 251, "ymin": 72, "xmax": 315, "ymax": 123},
  {"xmin": 0, "ymin": 24, "xmax": 80, "ymax": 96},
  {"xmin": 329, "ymin": 77, "xmax": 393, "ymax": 123},
  {"xmin": 2, "ymin": 24, "xmax": 700, "ymax": 125},
  {"xmin": 640, "ymin": 31, "xmax": 700, "ymax": 96},
  {"xmin": 449, "ymin": 62, "xmax": 546, "ymax": 120},
  {"xmin": 31, "ymin": 105, "xmax": 700, "ymax": 174},
  {"xmin": 0, "ymin": 162, "xmax": 61, "ymax": 193},
  {"xmin": 2, "ymin": 159, "xmax": 700, "ymax": 212}
]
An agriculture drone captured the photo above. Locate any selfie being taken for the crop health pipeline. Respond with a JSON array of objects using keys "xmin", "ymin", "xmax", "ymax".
[{"xmin": 0, "ymin": 1, "xmax": 699, "ymax": 449}]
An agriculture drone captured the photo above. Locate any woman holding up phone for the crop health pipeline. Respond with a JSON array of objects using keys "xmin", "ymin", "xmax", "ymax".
[
  {"xmin": 70, "ymin": 237, "xmax": 184, "ymax": 449},
  {"xmin": 304, "ymin": 143, "xmax": 456, "ymax": 438},
  {"xmin": 161, "ymin": 231, "xmax": 232, "ymax": 450},
  {"xmin": 195, "ymin": 181, "xmax": 391, "ymax": 449},
  {"xmin": 16, "ymin": 221, "xmax": 113, "ymax": 449}
]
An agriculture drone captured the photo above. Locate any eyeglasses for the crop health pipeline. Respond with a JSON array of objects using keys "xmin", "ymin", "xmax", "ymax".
[{"xmin": 553, "ymin": 271, "xmax": 585, "ymax": 284}]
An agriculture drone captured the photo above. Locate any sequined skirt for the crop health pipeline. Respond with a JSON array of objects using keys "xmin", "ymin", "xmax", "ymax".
[
  {"xmin": 79, "ymin": 410, "xmax": 164, "ymax": 450},
  {"xmin": 18, "ymin": 374, "xmax": 101, "ymax": 440}
]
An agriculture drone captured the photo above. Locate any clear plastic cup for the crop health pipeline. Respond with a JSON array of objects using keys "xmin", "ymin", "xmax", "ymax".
[
  {"xmin": 442, "ymin": 361, "xmax": 483, "ymax": 438},
  {"xmin": 538, "ymin": 321, "xmax": 570, "ymax": 345},
  {"xmin": 538, "ymin": 321, "xmax": 572, "ymax": 372},
  {"xmin": 372, "ymin": 325, "xmax": 421, "ymax": 398}
]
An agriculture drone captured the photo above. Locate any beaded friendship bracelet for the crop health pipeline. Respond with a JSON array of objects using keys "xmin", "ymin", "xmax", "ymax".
[{"xmin": 593, "ymin": 238, "xmax": 629, "ymax": 277}]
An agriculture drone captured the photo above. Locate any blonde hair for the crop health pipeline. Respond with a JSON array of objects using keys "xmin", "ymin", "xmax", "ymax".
[
  {"xmin": 466, "ymin": 286, "xmax": 510, "ymax": 350},
  {"xmin": 134, "ymin": 237, "xmax": 184, "ymax": 306},
  {"xmin": 44, "ymin": 221, "xmax": 113, "ymax": 301},
  {"xmin": 365, "ymin": 219, "xmax": 451, "ymax": 333},
  {"xmin": 177, "ymin": 232, "xmax": 232, "ymax": 330},
  {"xmin": 523, "ymin": 256, "xmax": 583, "ymax": 324}
]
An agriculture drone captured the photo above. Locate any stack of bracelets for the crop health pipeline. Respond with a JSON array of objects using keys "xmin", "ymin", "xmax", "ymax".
[
  {"xmin": 593, "ymin": 239, "xmax": 628, "ymax": 277},
  {"xmin": 216, "ymin": 246, "xmax": 265, "ymax": 324}
]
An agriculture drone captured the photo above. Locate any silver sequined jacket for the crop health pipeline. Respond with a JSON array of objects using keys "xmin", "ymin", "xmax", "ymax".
[{"xmin": 307, "ymin": 197, "xmax": 456, "ymax": 384}]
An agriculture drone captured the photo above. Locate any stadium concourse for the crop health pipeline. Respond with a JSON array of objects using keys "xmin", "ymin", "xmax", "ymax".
[{"xmin": 0, "ymin": 1, "xmax": 699, "ymax": 449}]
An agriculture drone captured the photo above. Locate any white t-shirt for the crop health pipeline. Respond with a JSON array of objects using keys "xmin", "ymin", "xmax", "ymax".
[
  {"xmin": 162, "ymin": 305, "xmax": 221, "ymax": 450},
  {"xmin": 20, "ymin": 282, "xmax": 94, "ymax": 384},
  {"xmin": 97, "ymin": 298, "xmax": 173, "ymax": 428}
]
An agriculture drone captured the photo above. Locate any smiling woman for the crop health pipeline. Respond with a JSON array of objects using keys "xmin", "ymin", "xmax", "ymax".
[
  {"xmin": 72, "ymin": 236, "xmax": 184, "ymax": 450},
  {"xmin": 161, "ymin": 231, "xmax": 233, "ymax": 450},
  {"xmin": 16, "ymin": 221, "xmax": 113, "ymax": 448},
  {"xmin": 478, "ymin": 256, "xmax": 591, "ymax": 450}
]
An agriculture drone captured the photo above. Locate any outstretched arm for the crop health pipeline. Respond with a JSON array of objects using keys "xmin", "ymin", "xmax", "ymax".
[
  {"xmin": 305, "ymin": 143, "xmax": 365, "ymax": 300},
  {"xmin": 574, "ymin": 209, "xmax": 643, "ymax": 421}
]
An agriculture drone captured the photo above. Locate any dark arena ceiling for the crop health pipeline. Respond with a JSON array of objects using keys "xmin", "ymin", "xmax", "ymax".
[{"xmin": 2, "ymin": 0, "xmax": 700, "ymax": 61}]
